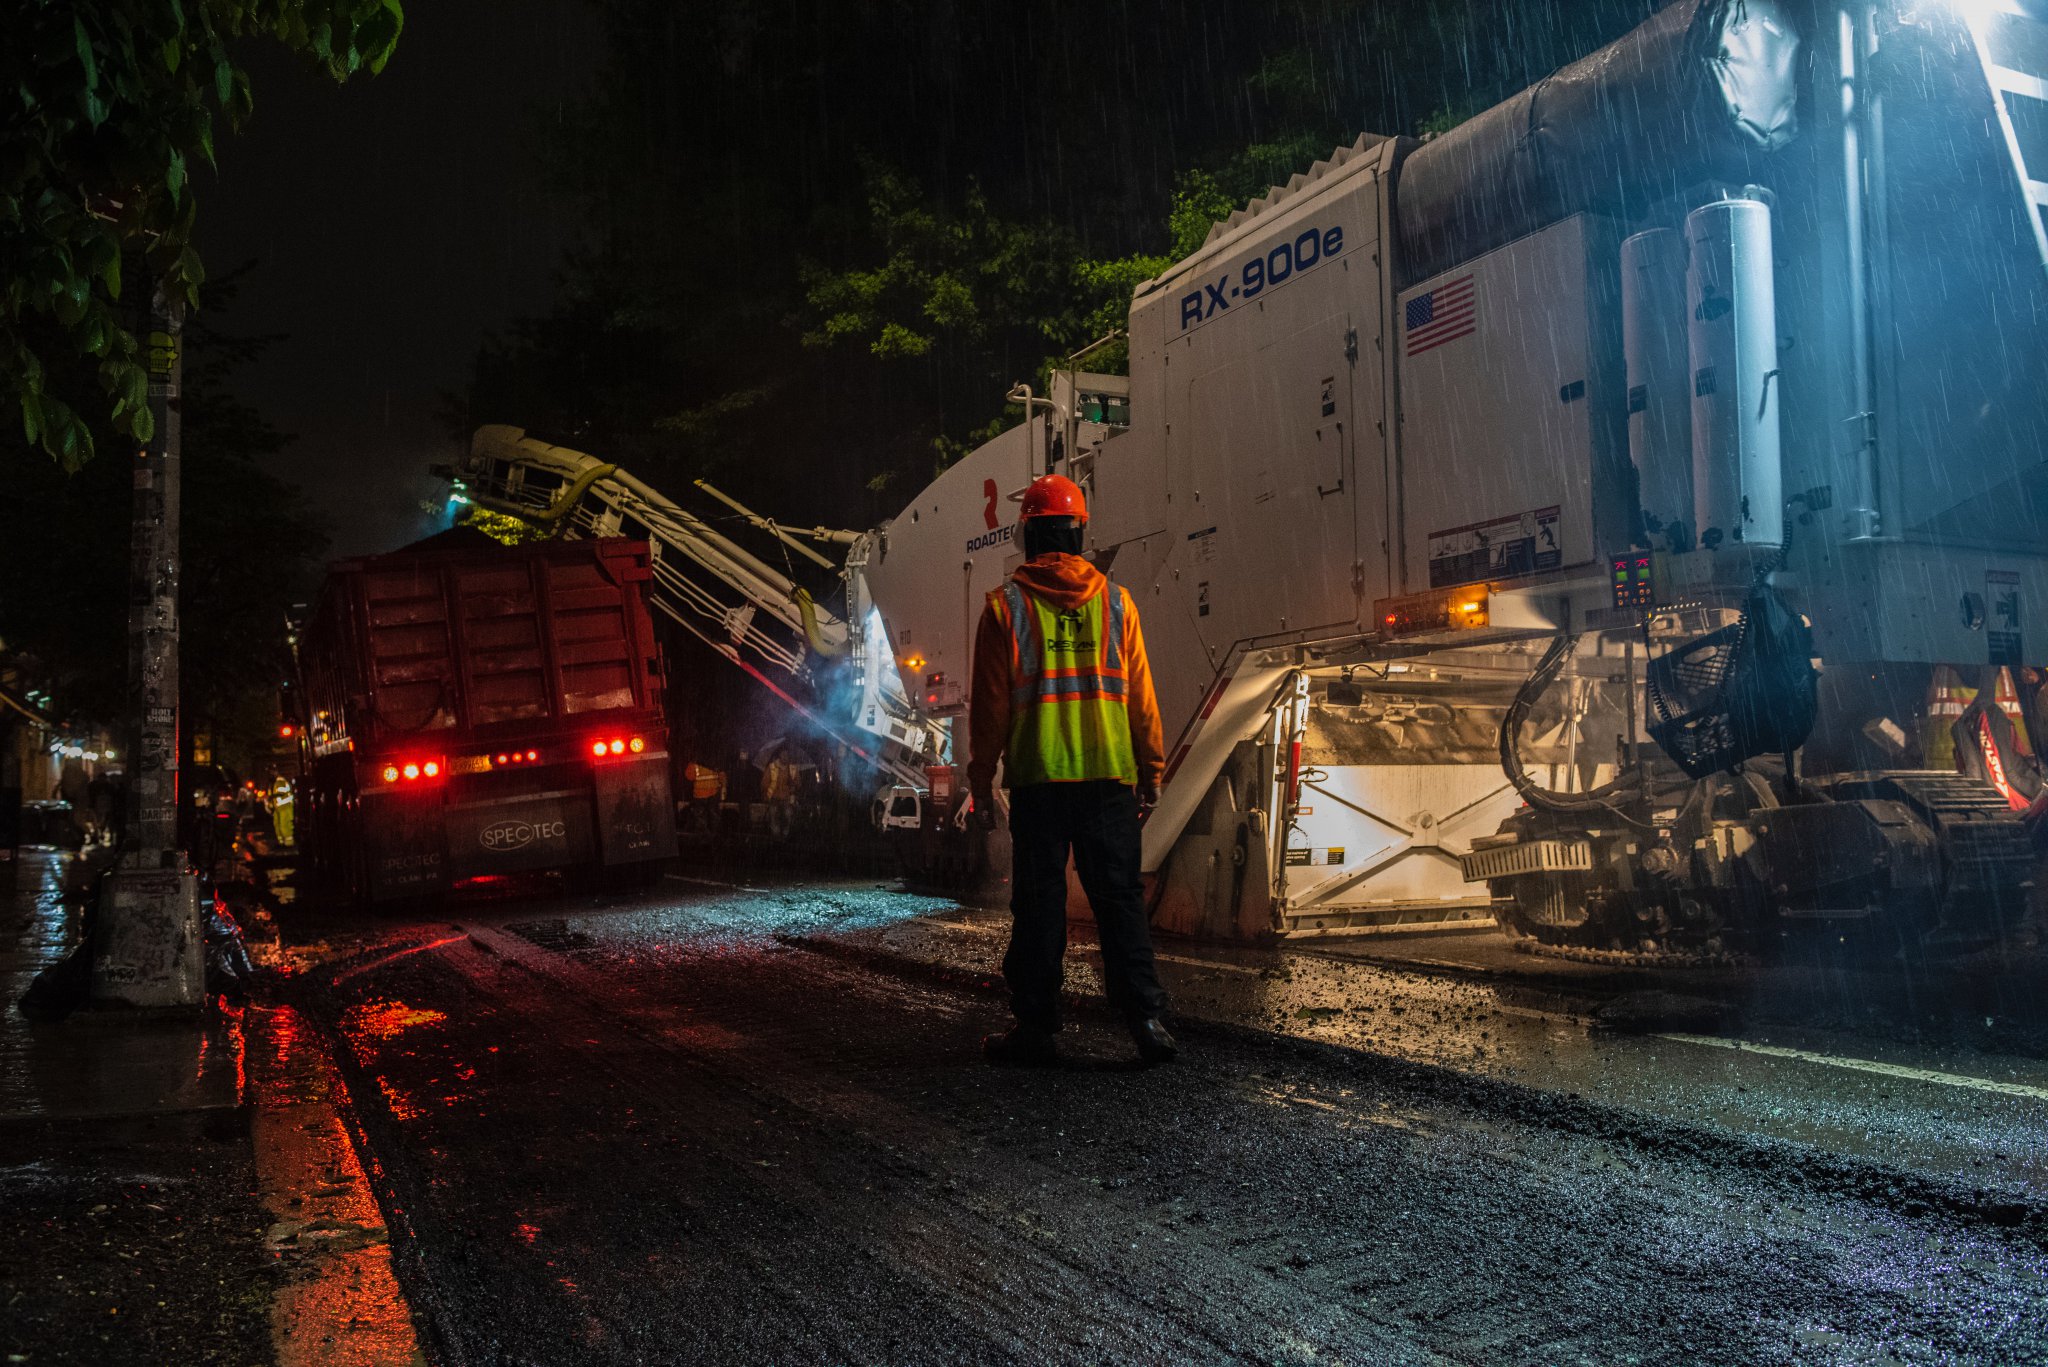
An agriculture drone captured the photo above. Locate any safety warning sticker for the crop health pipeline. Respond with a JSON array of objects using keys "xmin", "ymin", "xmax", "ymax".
[
  {"xmin": 1987, "ymin": 570, "xmax": 2023, "ymax": 667},
  {"xmin": 1427, "ymin": 506, "xmax": 1561, "ymax": 588}
]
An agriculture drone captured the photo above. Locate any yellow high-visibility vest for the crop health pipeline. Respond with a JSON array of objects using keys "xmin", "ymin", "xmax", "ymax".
[{"xmin": 994, "ymin": 580, "xmax": 1137, "ymax": 787}]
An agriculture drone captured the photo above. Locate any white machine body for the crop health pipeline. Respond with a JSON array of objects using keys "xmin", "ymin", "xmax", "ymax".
[{"xmin": 853, "ymin": 0, "xmax": 2048, "ymax": 941}]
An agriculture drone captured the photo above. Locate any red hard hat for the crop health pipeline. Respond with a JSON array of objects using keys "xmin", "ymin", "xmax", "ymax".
[{"xmin": 1019, "ymin": 474, "xmax": 1087, "ymax": 524}]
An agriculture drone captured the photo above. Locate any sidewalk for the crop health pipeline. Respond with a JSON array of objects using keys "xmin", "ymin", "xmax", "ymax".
[{"xmin": 0, "ymin": 849, "xmax": 423, "ymax": 1367}]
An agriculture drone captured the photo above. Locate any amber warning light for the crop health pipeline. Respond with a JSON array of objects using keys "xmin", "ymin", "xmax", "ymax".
[{"xmin": 1372, "ymin": 587, "xmax": 1491, "ymax": 637}]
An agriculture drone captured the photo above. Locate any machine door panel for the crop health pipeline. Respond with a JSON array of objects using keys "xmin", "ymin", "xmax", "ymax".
[
  {"xmin": 1182, "ymin": 299, "xmax": 1361, "ymax": 660},
  {"xmin": 1396, "ymin": 215, "xmax": 1604, "ymax": 594}
]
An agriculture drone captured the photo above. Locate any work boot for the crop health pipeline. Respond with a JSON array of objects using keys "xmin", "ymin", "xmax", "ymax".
[
  {"xmin": 1130, "ymin": 1017, "xmax": 1178, "ymax": 1064},
  {"xmin": 982, "ymin": 1025, "xmax": 1059, "ymax": 1067}
]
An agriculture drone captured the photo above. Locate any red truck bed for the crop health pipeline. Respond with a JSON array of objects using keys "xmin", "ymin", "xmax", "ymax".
[{"xmin": 295, "ymin": 532, "xmax": 676, "ymax": 901}]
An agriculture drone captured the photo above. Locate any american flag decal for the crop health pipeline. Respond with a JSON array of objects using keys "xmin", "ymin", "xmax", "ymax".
[{"xmin": 1405, "ymin": 274, "xmax": 1476, "ymax": 356}]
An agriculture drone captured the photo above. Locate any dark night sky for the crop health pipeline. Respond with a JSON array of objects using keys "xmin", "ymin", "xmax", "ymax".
[{"xmin": 201, "ymin": 1, "xmax": 603, "ymax": 557}]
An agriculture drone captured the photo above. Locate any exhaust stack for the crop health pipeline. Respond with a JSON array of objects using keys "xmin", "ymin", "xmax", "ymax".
[{"xmin": 1686, "ymin": 197, "xmax": 1783, "ymax": 549}]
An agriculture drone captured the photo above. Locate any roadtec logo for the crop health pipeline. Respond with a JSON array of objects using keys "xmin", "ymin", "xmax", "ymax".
[
  {"xmin": 966, "ymin": 524, "xmax": 1014, "ymax": 555},
  {"xmin": 480, "ymin": 817, "xmax": 566, "ymax": 852}
]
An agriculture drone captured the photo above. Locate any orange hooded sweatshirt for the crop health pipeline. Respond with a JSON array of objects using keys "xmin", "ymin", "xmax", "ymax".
[{"xmin": 967, "ymin": 553, "xmax": 1166, "ymax": 795}]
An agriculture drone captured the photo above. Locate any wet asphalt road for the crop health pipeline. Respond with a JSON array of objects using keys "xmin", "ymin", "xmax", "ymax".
[{"xmin": 293, "ymin": 881, "xmax": 2048, "ymax": 1366}]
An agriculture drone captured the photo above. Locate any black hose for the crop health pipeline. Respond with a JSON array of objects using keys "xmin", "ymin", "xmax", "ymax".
[{"xmin": 1498, "ymin": 634, "xmax": 1654, "ymax": 827}]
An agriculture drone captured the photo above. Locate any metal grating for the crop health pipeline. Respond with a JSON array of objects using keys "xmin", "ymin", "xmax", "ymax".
[{"xmin": 1459, "ymin": 839, "xmax": 1594, "ymax": 883}]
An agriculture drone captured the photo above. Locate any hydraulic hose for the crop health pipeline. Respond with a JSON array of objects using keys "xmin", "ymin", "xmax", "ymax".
[
  {"xmin": 1498, "ymin": 634, "xmax": 1652, "ymax": 826},
  {"xmin": 793, "ymin": 588, "xmax": 846, "ymax": 657},
  {"xmin": 529, "ymin": 462, "xmax": 620, "ymax": 535}
]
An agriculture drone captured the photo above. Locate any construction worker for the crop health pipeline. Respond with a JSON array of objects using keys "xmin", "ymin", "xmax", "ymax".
[
  {"xmin": 683, "ymin": 758, "xmax": 725, "ymax": 832},
  {"xmin": 968, "ymin": 473, "xmax": 1175, "ymax": 1066},
  {"xmin": 268, "ymin": 776, "xmax": 296, "ymax": 848},
  {"xmin": 762, "ymin": 747, "xmax": 799, "ymax": 838}
]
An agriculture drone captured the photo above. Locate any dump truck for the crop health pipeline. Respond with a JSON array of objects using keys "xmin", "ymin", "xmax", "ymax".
[{"xmin": 293, "ymin": 530, "xmax": 677, "ymax": 903}]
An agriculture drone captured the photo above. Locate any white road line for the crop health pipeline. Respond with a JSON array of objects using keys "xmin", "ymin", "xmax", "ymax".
[
  {"xmin": 1155, "ymin": 952, "xmax": 1262, "ymax": 977},
  {"xmin": 1658, "ymin": 1033, "xmax": 2048, "ymax": 1103}
]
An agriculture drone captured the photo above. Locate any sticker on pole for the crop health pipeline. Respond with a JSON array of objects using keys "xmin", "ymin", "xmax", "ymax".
[
  {"xmin": 146, "ymin": 329, "xmax": 179, "ymax": 399},
  {"xmin": 1428, "ymin": 506, "xmax": 1561, "ymax": 588},
  {"xmin": 1987, "ymin": 570, "xmax": 2023, "ymax": 666}
]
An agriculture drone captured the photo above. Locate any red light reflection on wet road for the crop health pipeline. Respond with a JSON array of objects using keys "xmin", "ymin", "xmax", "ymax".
[{"xmin": 341, "ymin": 999, "xmax": 450, "ymax": 1043}]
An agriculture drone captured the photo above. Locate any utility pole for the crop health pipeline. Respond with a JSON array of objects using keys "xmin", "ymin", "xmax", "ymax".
[{"xmin": 92, "ymin": 281, "xmax": 202, "ymax": 1008}]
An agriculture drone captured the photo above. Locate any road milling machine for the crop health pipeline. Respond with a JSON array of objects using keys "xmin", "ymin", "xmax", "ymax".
[
  {"xmin": 855, "ymin": 0, "xmax": 2048, "ymax": 953},
  {"xmin": 459, "ymin": 0, "xmax": 2047, "ymax": 954}
]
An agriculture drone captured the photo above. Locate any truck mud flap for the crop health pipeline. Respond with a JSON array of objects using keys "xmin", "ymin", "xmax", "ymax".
[
  {"xmin": 363, "ymin": 796, "xmax": 449, "ymax": 901},
  {"xmin": 593, "ymin": 757, "xmax": 677, "ymax": 865},
  {"xmin": 445, "ymin": 790, "xmax": 596, "ymax": 878}
]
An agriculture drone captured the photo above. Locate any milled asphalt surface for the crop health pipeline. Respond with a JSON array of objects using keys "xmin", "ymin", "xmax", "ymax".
[
  {"xmin": 809, "ymin": 902, "xmax": 2048, "ymax": 1203},
  {"xmin": 286, "ymin": 876, "xmax": 2048, "ymax": 1367}
]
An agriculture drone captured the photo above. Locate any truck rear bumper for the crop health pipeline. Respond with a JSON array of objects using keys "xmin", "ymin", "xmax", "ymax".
[
  {"xmin": 360, "ymin": 757, "xmax": 675, "ymax": 899},
  {"xmin": 445, "ymin": 788, "xmax": 597, "ymax": 879}
]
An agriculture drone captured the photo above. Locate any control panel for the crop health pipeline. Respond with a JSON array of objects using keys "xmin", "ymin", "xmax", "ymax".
[{"xmin": 1610, "ymin": 552, "xmax": 1656, "ymax": 611}]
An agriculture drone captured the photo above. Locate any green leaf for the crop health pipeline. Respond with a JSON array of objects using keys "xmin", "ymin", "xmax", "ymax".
[
  {"xmin": 167, "ymin": 149, "xmax": 185, "ymax": 205},
  {"xmin": 163, "ymin": 38, "xmax": 181, "ymax": 74},
  {"xmin": 74, "ymin": 18, "xmax": 97, "ymax": 90},
  {"xmin": 130, "ymin": 404, "xmax": 154, "ymax": 446},
  {"xmin": 872, "ymin": 322, "xmax": 932, "ymax": 358},
  {"xmin": 84, "ymin": 89, "xmax": 108, "ymax": 128},
  {"xmin": 57, "ymin": 410, "xmax": 84, "ymax": 469},
  {"xmin": 19, "ymin": 390, "xmax": 43, "ymax": 447},
  {"xmin": 52, "ymin": 274, "xmax": 88, "ymax": 327},
  {"xmin": 215, "ymin": 56, "xmax": 233, "ymax": 105},
  {"xmin": 365, "ymin": 0, "xmax": 405, "ymax": 74}
]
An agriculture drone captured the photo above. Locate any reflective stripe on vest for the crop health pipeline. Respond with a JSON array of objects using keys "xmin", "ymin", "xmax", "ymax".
[{"xmin": 998, "ymin": 580, "xmax": 1137, "ymax": 786}]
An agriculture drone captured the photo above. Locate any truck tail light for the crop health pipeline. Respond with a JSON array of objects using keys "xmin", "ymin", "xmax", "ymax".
[
  {"xmin": 590, "ymin": 735, "xmax": 647, "ymax": 760},
  {"xmin": 380, "ymin": 757, "xmax": 445, "ymax": 785},
  {"xmin": 488, "ymin": 749, "xmax": 544, "ymax": 769}
]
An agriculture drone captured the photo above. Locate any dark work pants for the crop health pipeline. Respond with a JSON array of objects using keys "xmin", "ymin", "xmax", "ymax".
[{"xmin": 1004, "ymin": 780, "xmax": 1169, "ymax": 1032}]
